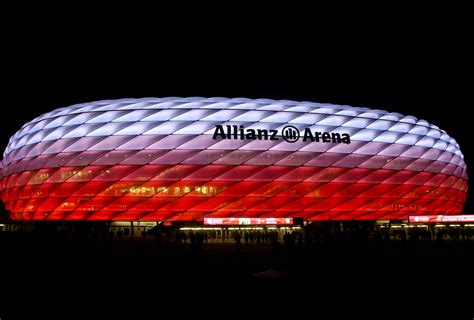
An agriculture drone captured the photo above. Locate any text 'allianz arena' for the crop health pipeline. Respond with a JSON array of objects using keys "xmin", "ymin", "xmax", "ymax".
[{"xmin": 0, "ymin": 97, "xmax": 468, "ymax": 221}]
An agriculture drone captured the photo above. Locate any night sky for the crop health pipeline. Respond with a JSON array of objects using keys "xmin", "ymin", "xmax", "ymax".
[
  {"xmin": 2, "ymin": 39, "xmax": 472, "ymax": 212},
  {"xmin": 2, "ymin": 17, "xmax": 473, "ymax": 320}
]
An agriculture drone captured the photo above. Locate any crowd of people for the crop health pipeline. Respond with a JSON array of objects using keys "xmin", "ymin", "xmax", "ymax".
[
  {"xmin": 379, "ymin": 226, "xmax": 474, "ymax": 241},
  {"xmin": 140, "ymin": 225, "xmax": 474, "ymax": 250},
  {"xmin": 2, "ymin": 223, "xmax": 473, "ymax": 251}
]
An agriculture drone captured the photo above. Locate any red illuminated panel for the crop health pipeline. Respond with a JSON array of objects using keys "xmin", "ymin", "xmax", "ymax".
[{"xmin": 204, "ymin": 217, "xmax": 293, "ymax": 225}]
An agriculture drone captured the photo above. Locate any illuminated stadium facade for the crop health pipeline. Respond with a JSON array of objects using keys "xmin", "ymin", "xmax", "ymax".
[{"xmin": 0, "ymin": 97, "xmax": 468, "ymax": 222}]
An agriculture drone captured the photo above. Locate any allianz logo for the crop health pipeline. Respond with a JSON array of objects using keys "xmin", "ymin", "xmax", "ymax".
[{"xmin": 212, "ymin": 125, "xmax": 351, "ymax": 144}]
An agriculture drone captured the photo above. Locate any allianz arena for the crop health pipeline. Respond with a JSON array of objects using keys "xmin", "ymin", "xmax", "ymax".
[{"xmin": 0, "ymin": 97, "xmax": 468, "ymax": 221}]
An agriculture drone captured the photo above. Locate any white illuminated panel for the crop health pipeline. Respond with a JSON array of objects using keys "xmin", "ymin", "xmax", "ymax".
[
  {"xmin": 114, "ymin": 122, "xmax": 156, "ymax": 136},
  {"xmin": 113, "ymin": 110, "xmax": 154, "ymax": 122},
  {"xmin": 86, "ymin": 123, "xmax": 127, "ymax": 137},
  {"xmin": 86, "ymin": 111, "xmax": 126, "ymax": 123}
]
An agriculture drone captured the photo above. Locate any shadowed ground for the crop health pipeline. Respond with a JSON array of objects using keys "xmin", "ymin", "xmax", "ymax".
[{"xmin": 1, "ymin": 233, "xmax": 473, "ymax": 319}]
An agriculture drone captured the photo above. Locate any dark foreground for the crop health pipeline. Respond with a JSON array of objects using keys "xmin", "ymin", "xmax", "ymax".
[{"xmin": 1, "ymin": 233, "xmax": 473, "ymax": 319}]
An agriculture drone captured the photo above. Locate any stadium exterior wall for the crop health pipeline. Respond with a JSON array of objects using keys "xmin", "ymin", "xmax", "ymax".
[{"xmin": 0, "ymin": 97, "xmax": 468, "ymax": 221}]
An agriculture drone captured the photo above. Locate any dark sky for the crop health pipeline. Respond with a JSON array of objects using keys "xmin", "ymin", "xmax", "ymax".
[{"xmin": 2, "ymin": 34, "xmax": 472, "ymax": 212}]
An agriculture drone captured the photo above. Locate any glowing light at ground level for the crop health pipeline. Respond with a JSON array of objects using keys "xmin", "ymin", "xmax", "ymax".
[
  {"xmin": 204, "ymin": 217, "xmax": 293, "ymax": 225},
  {"xmin": 409, "ymin": 215, "xmax": 474, "ymax": 223}
]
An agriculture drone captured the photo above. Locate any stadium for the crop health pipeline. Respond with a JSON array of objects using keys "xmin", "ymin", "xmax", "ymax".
[{"xmin": 0, "ymin": 97, "xmax": 468, "ymax": 234}]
